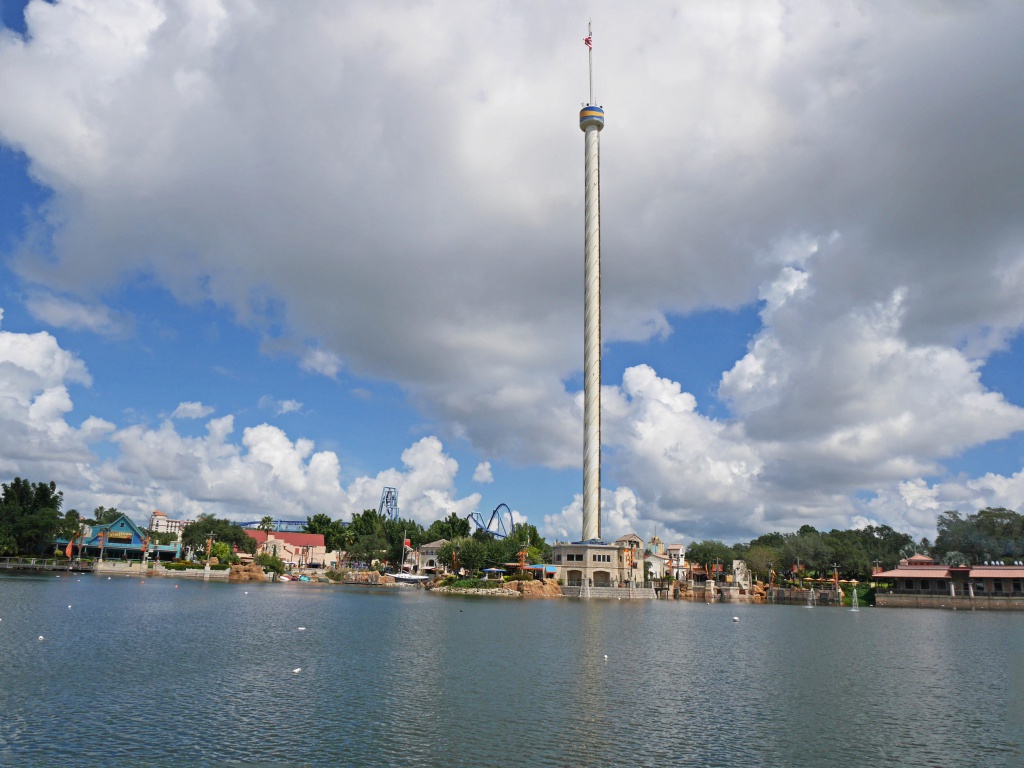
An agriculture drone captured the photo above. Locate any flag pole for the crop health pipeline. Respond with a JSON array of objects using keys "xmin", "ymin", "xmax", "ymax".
[{"xmin": 588, "ymin": 20, "xmax": 594, "ymax": 105}]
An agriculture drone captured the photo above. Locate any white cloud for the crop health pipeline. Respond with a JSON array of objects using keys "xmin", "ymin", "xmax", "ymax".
[
  {"xmin": 0, "ymin": 310, "xmax": 104, "ymax": 479},
  {"xmin": 259, "ymin": 396, "xmax": 303, "ymax": 415},
  {"xmin": 472, "ymin": 461, "xmax": 492, "ymax": 483},
  {"xmin": 25, "ymin": 292, "xmax": 128, "ymax": 336},
  {"xmin": 3, "ymin": 4, "xmax": 1024, "ymax": 544},
  {"xmin": 171, "ymin": 401, "xmax": 214, "ymax": 419},
  {"xmin": 300, "ymin": 348, "xmax": 342, "ymax": 378}
]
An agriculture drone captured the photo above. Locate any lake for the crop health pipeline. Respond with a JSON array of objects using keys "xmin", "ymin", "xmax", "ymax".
[{"xmin": 0, "ymin": 573, "xmax": 1021, "ymax": 767}]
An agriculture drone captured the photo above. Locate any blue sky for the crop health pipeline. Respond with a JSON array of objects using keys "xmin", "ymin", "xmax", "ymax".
[{"xmin": 2, "ymin": 1, "xmax": 1024, "ymax": 546}]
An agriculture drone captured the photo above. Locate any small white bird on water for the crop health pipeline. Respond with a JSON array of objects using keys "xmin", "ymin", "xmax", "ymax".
[
  {"xmin": 292, "ymin": 668, "xmax": 301, "ymax": 674},
  {"xmin": 298, "ymin": 627, "xmax": 306, "ymax": 631},
  {"xmin": 733, "ymin": 617, "xmax": 739, "ymax": 622},
  {"xmin": 38, "ymin": 635, "xmax": 44, "ymax": 641}
]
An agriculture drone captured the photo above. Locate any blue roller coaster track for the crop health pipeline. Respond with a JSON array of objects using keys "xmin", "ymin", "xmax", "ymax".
[
  {"xmin": 466, "ymin": 503, "xmax": 513, "ymax": 539},
  {"xmin": 379, "ymin": 486, "xmax": 400, "ymax": 521},
  {"xmin": 238, "ymin": 520, "xmax": 310, "ymax": 532}
]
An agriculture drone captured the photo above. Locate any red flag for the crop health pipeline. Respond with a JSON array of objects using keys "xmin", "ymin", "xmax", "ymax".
[
  {"xmin": 583, "ymin": 35, "xmax": 593, "ymax": 49},
  {"xmin": 65, "ymin": 541, "xmax": 73, "ymax": 558},
  {"xmin": 403, "ymin": 539, "xmax": 411, "ymax": 549}
]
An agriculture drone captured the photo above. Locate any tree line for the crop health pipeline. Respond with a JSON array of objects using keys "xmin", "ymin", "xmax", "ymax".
[
  {"xmin": 685, "ymin": 507, "xmax": 1024, "ymax": 582},
  {"xmin": 315, "ymin": 508, "xmax": 551, "ymax": 574},
  {"xmin": 5, "ymin": 476, "xmax": 1022, "ymax": 577},
  {"xmin": 0, "ymin": 478, "xmax": 140, "ymax": 557}
]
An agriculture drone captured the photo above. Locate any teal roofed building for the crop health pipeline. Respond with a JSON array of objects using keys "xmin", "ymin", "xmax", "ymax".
[{"xmin": 58, "ymin": 514, "xmax": 181, "ymax": 561}]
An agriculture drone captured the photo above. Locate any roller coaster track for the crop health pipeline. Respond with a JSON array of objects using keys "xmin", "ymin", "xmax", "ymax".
[{"xmin": 466, "ymin": 503, "xmax": 513, "ymax": 539}]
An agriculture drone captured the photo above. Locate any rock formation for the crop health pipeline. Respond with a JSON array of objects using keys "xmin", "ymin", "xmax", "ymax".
[
  {"xmin": 228, "ymin": 562, "xmax": 267, "ymax": 582},
  {"xmin": 503, "ymin": 578, "xmax": 563, "ymax": 598}
]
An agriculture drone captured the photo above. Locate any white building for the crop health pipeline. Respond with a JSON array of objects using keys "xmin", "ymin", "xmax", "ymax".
[
  {"xmin": 149, "ymin": 510, "xmax": 193, "ymax": 536},
  {"xmin": 666, "ymin": 543, "xmax": 687, "ymax": 579}
]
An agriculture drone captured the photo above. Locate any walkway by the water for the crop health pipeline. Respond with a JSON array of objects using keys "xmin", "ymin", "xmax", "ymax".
[{"xmin": 0, "ymin": 557, "xmax": 93, "ymax": 573}]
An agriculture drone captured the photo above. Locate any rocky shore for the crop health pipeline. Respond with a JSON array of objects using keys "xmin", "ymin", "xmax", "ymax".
[{"xmin": 428, "ymin": 578, "xmax": 563, "ymax": 598}]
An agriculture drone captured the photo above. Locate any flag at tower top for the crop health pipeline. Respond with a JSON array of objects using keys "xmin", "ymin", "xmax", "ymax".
[{"xmin": 584, "ymin": 34, "xmax": 593, "ymax": 49}]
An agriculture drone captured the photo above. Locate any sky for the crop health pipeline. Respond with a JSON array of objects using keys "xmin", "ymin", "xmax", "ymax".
[{"xmin": 2, "ymin": 1, "xmax": 1024, "ymax": 547}]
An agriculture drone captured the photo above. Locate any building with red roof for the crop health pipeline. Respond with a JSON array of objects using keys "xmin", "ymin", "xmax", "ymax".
[
  {"xmin": 875, "ymin": 554, "xmax": 1024, "ymax": 609},
  {"xmin": 245, "ymin": 529, "xmax": 339, "ymax": 570}
]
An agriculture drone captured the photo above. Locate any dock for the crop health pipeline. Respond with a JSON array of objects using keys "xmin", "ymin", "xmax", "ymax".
[{"xmin": 0, "ymin": 557, "xmax": 95, "ymax": 573}]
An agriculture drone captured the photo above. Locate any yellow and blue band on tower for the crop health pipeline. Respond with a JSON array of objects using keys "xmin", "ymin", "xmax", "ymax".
[{"xmin": 579, "ymin": 105, "xmax": 605, "ymax": 131}]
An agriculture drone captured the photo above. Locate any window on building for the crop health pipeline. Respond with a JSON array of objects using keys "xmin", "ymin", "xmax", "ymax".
[
  {"xmin": 975, "ymin": 581, "xmax": 985, "ymax": 592},
  {"xmin": 1013, "ymin": 580, "xmax": 1022, "ymax": 593},
  {"xmin": 993, "ymin": 580, "xmax": 1003, "ymax": 594}
]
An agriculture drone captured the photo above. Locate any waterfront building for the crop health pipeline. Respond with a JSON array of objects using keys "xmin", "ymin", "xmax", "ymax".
[
  {"xmin": 417, "ymin": 539, "xmax": 448, "ymax": 574},
  {"xmin": 666, "ymin": 543, "xmax": 686, "ymax": 579},
  {"xmin": 243, "ymin": 529, "xmax": 337, "ymax": 570},
  {"xmin": 645, "ymin": 551, "xmax": 669, "ymax": 580},
  {"xmin": 551, "ymin": 539, "xmax": 627, "ymax": 588},
  {"xmin": 874, "ymin": 554, "xmax": 1024, "ymax": 609},
  {"xmin": 58, "ymin": 514, "xmax": 181, "ymax": 561}
]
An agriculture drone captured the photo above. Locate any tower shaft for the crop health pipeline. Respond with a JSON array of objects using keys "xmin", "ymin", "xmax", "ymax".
[{"xmin": 579, "ymin": 103, "xmax": 604, "ymax": 542}]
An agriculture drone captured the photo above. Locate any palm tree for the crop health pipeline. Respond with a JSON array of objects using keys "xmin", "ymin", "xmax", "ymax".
[{"xmin": 257, "ymin": 516, "xmax": 275, "ymax": 553}]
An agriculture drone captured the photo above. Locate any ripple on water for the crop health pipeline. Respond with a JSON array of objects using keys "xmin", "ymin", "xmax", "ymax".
[{"xmin": 1, "ymin": 577, "xmax": 1022, "ymax": 767}]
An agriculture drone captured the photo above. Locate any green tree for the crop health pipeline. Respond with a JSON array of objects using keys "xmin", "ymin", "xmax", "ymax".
[
  {"xmin": 821, "ymin": 529, "xmax": 871, "ymax": 579},
  {"xmin": 941, "ymin": 550, "xmax": 969, "ymax": 566},
  {"xmin": 0, "ymin": 478, "xmax": 65, "ymax": 555},
  {"xmin": 780, "ymin": 529, "xmax": 833, "ymax": 575},
  {"xmin": 181, "ymin": 515, "xmax": 256, "ymax": 559},
  {"xmin": 88, "ymin": 506, "xmax": 122, "ymax": 525},
  {"xmin": 686, "ymin": 540, "xmax": 735, "ymax": 573},
  {"xmin": 743, "ymin": 544, "xmax": 780, "ymax": 582},
  {"xmin": 255, "ymin": 551, "xmax": 285, "ymax": 574},
  {"xmin": 933, "ymin": 507, "xmax": 1024, "ymax": 563},
  {"xmin": 438, "ymin": 538, "xmax": 483, "ymax": 575},
  {"xmin": 209, "ymin": 540, "xmax": 237, "ymax": 564},
  {"xmin": 424, "ymin": 512, "xmax": 470, "ymax": 542},
  {"xmin": 305, "ymin": 513, "xmax": 348, "ymax": 553}
]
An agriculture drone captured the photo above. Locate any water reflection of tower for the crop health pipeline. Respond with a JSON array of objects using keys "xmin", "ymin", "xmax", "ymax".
[{"xmin": 580, "ymin": 23, "xmax": 604, "ymax": 543}]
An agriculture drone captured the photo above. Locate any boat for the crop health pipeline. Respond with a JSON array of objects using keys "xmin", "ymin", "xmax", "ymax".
[
  {"xmin": 393, "ymin": 571, "xmax": 429, "ymax": 584},
  {"xmin": 392, "ymin": 532, "xmax": 429, "ymax": 584}
]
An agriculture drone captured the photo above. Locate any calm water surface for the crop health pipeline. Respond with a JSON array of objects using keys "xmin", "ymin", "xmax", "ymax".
[{"xmin": 0, "ymin": 573, "xmax": 1021, "ymax": 767}]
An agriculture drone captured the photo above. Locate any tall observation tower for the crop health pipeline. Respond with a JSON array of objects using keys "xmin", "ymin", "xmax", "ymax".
[{"xmin": 580, "ymin": 23, "xmax": 604, "ymax": 542}]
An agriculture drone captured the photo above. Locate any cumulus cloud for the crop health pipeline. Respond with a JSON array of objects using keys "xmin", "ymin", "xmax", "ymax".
[
  {"xmin": 472, "ymin": 461, "xmax": 492, "ymax": 483},
  {"xmin": 259, "ymin": 396, "xmax": 302, "ymax": 415},
  {"xmin": 171, "ymin": 401, "xmax": 214, "ymax": 419},
  {"xmin": 300, "ymin": 349, "xmax": 342, "ymax": 378},
  {"xmin": 0, "ymin": 308, "xmax": 109, "ymax": 479},
  {"xmin": 0, "ymin": 309, "xmax": 480, "ymax": 525},
  {"xmin": 24, "ymin": 292, "xmax": 128, "ymax": 336},
  {"xmin": 3, "ymin": 3, "xmax": 1024, "ymax": 543}
]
